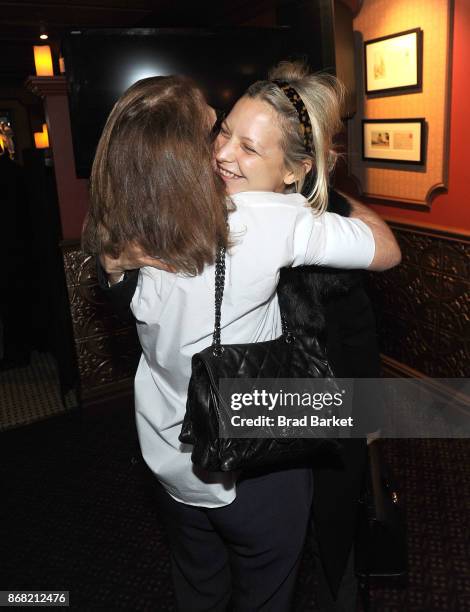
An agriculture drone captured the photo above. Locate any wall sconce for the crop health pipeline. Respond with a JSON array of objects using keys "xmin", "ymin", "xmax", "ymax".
[
  {"xmin": 34, "ymin": 123, "xmax": 49, "ymax": 149},
  {"xmin": 33, "ymin": 45, "xmax": 54, "ymax": 77}
]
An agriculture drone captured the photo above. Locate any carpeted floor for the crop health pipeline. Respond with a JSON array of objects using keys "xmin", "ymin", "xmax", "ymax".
[
  {"xmin": 1, "ymin": 403, "xmax": 469, "ymax": 611},
  {"xmin": 0, "ymin": 351, "xmax": 78, "ymax": 432}
]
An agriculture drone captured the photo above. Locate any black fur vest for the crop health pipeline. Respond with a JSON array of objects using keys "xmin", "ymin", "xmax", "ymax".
[{"xmin": 277, "ymin": 190, "xmax": 364, "ymax": 337}]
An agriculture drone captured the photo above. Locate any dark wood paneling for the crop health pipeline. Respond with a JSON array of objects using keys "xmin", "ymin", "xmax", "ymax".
[
  {"xmin": 61, "ymin": 242, "xmax": 140, "ymax": 406},
  {"xmin": 368, "ymin": 224, "xmax": 470, "ymax": 378}
]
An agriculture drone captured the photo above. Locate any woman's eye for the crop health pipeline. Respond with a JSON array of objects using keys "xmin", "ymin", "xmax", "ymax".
[{"xmin": 243, "ymin": 145, "xmax": 256, "ymax": 154}]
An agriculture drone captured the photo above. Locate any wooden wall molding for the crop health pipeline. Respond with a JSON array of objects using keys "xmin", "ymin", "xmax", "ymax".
[
  {"xmin": 387, "ymin": 221, "xmax": 470, "ymax": 243},
  {"xmin": 381, "ymin": 354, "xmax": 470, "ymax": 419},
  {"xmin": 25, "ymin": 76, "xmax": 67, "ymax": 98}
]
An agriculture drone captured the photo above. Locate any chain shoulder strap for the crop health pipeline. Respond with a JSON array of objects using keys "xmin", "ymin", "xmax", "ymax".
[
  {"xmin": 211, "ymin": 246, "xmax": 292, "ymax": 356},
  {"xmin": 212, "ymin": 246, "xmax": 226, "ymax": 356}
]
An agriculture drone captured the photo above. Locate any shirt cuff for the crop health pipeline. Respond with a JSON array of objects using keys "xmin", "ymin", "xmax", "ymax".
[{"xmin": 108, "ymin": 273, "xmax": 126, "ymax": 287}]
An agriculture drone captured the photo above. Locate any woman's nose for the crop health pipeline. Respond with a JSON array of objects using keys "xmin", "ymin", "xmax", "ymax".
[{"xmin": 215, "ymin": 136, "xmax": 234, "ymax": 162}]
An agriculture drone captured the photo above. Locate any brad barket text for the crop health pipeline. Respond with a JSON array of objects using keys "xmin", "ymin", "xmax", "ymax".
[{"xmin": 230, "ymin": 415, "xmax": 355, "ymax": 428}]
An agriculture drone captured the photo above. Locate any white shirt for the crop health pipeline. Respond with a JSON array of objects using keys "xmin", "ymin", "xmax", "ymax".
[{"xmin": 131, "ymin": 191, "xmax": 375, "ymax": 507}]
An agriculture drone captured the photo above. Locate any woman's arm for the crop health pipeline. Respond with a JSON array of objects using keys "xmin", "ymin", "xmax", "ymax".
[
  {"xmin": 335, "ymin": 191, "xmax": 401, "ymax": 271},
  {"xmin": 99, "ymin": 244, "xmax": 175, "ymax": 284},
  {"xmin": 96, "ymin": 245, "xmax": 174, "ymax": 313},
  {"xmin": 95, "ymin": 256, "xmax": 139, "ymax": 314},
  {"xmin": 292, "ymin": 205, "xmax": 400, "ymax": 272}
]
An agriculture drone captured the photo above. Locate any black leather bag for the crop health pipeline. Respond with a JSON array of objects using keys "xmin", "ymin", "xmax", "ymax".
[
  {"xmin": 179, "ymin": 247, "xmax": 341, "ymax": 472},
  {"xmin": 355, "ymin": 441, "xmax": 407, "ymax": 580}
]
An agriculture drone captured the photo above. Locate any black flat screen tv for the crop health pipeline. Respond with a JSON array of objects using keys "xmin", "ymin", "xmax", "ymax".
[{"xmin": 62, "ymin": 27, "xmax": 312, "ymax": 178}]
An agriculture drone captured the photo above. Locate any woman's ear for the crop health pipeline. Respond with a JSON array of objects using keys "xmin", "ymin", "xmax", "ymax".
[
  {"xmin": 283, "ymin": 159, "xmax": 313, "ymax": 186},
  {"xmin": 283, "ymin": 169, "xmax": 297, "ymax": 186}
]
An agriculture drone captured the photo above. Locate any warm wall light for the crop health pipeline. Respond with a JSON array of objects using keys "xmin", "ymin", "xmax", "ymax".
[
  {"xmin": 34, "ymin": 123, "xmax": 49, "ymax": 149},
  {"xmin": 33, "ymin": 45, "xmax": 54, "ymax": 76}
]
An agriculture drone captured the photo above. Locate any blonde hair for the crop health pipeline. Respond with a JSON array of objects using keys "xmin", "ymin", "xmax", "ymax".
[{"xmin": 245, "ymin": 60, "xmax": 344, "ymax": 214}]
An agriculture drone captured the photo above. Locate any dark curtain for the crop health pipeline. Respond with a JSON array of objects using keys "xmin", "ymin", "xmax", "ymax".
[{"xmin": 0, "ymin": 152, "xmax": 32, "ymax": 366}]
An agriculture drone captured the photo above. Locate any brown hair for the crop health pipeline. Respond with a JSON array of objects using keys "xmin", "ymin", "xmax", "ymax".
[
  {"xmin": 82, "ymin": 75, "xmax": 229, "ymax": 275},
  {"xmin": 245, "ymin": 60, "xmax": 344, "ymax": 214}
]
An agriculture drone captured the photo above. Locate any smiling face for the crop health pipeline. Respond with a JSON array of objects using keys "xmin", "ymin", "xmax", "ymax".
[{"xmin": 214, "ymin": 96, "xmax": 296, "ymax": 195}]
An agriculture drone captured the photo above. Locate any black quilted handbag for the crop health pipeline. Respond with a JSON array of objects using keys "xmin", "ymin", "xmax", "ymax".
[{"xmin": 179, "ymin": 246, "xmax": 341, "ymax": 472}]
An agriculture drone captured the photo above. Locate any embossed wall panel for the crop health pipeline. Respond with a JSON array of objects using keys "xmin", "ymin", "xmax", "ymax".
[
  {"xmin": 61, "ymin": 242, "xmax": 140, "ymax": 403},
  {"xmin": 61, "ymin": 230, "xmax": 469, "ymax": 404},
  {"xmin": 368, "ymin": 225, "xmax": 470, "ymax": 377}
]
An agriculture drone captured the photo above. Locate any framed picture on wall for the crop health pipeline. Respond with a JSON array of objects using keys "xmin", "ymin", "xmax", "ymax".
[
  {"xmin": 364, "ymin": 28, "xmax": 423, "ymax": 95},
  {"xmin": 362, "ymin": 118, "xmax": 425, "ymax": 164}
]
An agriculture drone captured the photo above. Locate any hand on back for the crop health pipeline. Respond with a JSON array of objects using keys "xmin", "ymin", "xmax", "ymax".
[{"xmin": 100, "ymin": 243, "xmax": 175, "ymax": 285}]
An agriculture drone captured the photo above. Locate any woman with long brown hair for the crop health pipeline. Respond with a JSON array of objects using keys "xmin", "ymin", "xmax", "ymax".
[{"xmin": 84, "ymin": 72, "xmax": 399, "ymax": 611}]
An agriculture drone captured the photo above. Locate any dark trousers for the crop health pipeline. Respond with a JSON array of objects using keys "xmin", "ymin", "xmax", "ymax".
[
  {"xmin": 312, "ymin": 538, "xmax": 358, "ymax": 612},
  {"xmin": 153, "ymin": 468, "xmax": 313, "ymax": 612},
  {"xmin": 309, "ymin": 513, "xmax": 358, "ymax": 612}
]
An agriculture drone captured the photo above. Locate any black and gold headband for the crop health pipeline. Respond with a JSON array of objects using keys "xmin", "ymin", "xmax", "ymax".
[{"xmin": 272, "ymin": 80, "xmax": 313, "ymax": 155}]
